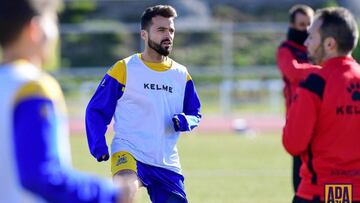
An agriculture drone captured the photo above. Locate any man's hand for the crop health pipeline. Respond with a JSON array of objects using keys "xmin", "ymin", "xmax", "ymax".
[
  {"xmin": 97, "ymin": 154, "xmax": 109, "ymax": 162},
  {"xmin": 172, "ymin": 113, "xmax": 189, "ymax": 132}
]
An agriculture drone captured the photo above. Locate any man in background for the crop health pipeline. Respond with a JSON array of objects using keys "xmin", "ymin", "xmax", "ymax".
[
  {"xmin": 277, "ymin": 4, "xmax": 320, "ymax": 192},
  {"xmin": 283, "ymin": 7, "xmax": 360, "ymax": 203},
  {"xmin": 0, "ymin": 0, "xmax": 124, "ymax": 202}
]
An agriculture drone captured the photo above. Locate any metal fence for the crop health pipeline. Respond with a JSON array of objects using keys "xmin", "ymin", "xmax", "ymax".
[{"xmin": 57, "ymin": 22, "xmax": 287, "ymax": 117}]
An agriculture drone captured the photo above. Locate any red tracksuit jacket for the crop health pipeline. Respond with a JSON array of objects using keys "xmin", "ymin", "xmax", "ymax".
[
  {"xmin": 283, "ymin": 56, "xmax": 360, "ymax": 201},
  {"xmin": 277, "ymin": 40, "xmax": 320, "ymax": 114}
]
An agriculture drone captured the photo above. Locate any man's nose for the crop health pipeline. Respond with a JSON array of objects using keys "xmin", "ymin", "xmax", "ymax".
[{"xmin": 164, "ymin": 30, "xmax": 172, "ymax": 39}]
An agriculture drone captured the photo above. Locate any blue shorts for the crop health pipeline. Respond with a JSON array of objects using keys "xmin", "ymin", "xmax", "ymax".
[
  {"xmin": 137, "ymin": 161, "xmax": 187, "ymax": 203},
  {"xmin": 111, "ymin": 151, "xmax": 187, "ymax": 203}
]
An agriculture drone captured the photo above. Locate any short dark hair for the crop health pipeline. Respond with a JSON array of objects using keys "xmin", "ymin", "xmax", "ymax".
[
  {"xmin": 289, "ymin": 4, "xmax": 314, "ymax": 23},
  {"xmin": 316, "ymin": 7, "xmax": 359, "ymax": 54},
  {"xmin": 141, "ymin": 5, "xmax": 177, "ymax": 30},
  {"xmin": 0, "ymin": 0, "xmax": 60, "ymax": 47}
]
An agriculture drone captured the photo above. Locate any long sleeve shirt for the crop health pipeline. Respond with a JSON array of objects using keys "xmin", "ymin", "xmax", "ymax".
[
  {"xmin": 0, "ymin": 61, "xmax": 119, "ymax": 203},
  {"xmin": 86, "ymin": 54, "xmax": 201, "ymax": 173},
  {"xmin": 283, "ymin": 56, "xmax": 360, "ymax": 201}
]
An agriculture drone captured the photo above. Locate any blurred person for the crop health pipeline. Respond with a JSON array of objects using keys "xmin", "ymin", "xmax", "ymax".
[
  {"xmin": 85, "ymin": 5, "xmax": 201, "ymax": 203},
  {"xmin": 0, "ymin": 0, "xmax": 124, "ymax": 202},
  {"xmin": 283, "ymin": 7, "xmax": 360, "ymax": 203},
  {"xmin": 277, "ymin": 4, "xmax": 321, "ymax": 192}
]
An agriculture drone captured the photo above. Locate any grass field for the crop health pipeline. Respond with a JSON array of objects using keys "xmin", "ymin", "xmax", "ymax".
[{"xmin": 70, "ymin": 132, "xmax": 293, "ymax": 203}]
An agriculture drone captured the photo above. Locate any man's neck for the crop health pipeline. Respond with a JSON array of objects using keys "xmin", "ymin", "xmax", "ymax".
[
  {"xmin": 319, "ymin": 52, "xmax": 352, "ymax": 65},
  {"xmin": 2, "ymin": 46, "xmax": 41, "ymax": 67},
  {"xmin": 141, "ymin": 48, "xmax": 167, "ymax": 63}
]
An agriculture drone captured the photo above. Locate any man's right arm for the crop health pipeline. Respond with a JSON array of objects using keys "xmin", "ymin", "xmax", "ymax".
[
  {"xmin": 13, "ymin": 80, "xmax": 122, "ymax": 203},
  {"xmin": 85, "ymin": 60, "xmax": 126, "ymax": 161},
  {"xmin": 277, "ymin": 47, "xmax": 321, "ymax": 84}
]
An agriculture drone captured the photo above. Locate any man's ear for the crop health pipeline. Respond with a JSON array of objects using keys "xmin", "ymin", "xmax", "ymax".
[
  {"xmin": 140, "ymin": 30, "xmax": 147, "ymax": 41},
  {"xmin": 27, "ymin": 17, "xmax": 43, "ymax": 44},
  {"xmin": 323, "ymin": 37, "xmax": 337, "ymax": 52}
]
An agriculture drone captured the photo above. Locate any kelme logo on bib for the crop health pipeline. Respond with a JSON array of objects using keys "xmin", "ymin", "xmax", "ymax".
[{"xmin": 144, "ymin": 83, "xmax": 173, "ymax": 93}]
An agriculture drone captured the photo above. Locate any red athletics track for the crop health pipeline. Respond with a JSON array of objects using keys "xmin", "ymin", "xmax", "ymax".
[{"xmin": 69, "ymin": 114, "xmax": 284, "ymax": 135}]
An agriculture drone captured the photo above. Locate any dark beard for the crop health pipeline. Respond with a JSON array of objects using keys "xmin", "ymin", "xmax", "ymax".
[
  {"xmin": 309, "ymin": 42, "xmax": 326, "ymax": 65},
  {"xmin": 148, "ymin": 38, "xmax": 171, "ymax": 56},
  {"xmin": 287, "ymin": 28, "xmax": 309, "ymax": 45}
]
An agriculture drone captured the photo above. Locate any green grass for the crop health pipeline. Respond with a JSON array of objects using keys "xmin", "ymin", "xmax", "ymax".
[{"xmin": 70, "ymin": 133, "xmax": 293, "ymax": 203}]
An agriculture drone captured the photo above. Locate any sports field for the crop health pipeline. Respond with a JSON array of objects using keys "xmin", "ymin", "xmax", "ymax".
[{"xmin": 70, "ymin": 132, "xmax": 293, "ymax": 203}]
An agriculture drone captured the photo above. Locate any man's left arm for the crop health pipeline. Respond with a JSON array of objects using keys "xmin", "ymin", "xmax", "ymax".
[{"xmin": 173, "ymin": 74, "xmax": 201, "ymax": 132}]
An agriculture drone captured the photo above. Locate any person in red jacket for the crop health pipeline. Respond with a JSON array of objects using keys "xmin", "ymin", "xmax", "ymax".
[
  {"xmin": 277, "ymin": 4, "xmax": 321, "ymax": 193},
  {"xmin": 283, "ymin": 7, "xmax": 360, "ymax": 203}
]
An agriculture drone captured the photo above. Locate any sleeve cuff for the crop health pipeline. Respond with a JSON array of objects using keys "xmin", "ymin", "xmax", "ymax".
[
  {"xmin": 93, "ymin": 146, "xmax": 109, "ymax": 162},
  {"xmin": 172, "ymin": 113, "xmax": 190, "ymax": 132}
]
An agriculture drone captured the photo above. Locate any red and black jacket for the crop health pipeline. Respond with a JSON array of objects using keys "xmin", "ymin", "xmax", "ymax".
[
  {"xmin": 277, "ymin": 40, "xmax": 320, "ymax": 115},
  {"xmin": 283, "ymin": 57, "xmax": 360, "ymax": 201}
]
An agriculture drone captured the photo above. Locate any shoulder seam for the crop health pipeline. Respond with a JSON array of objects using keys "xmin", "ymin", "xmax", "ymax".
[
  {"xmin": 299, "ymin": 73, "xmax": 326, "ymax": 99},
  {"xmin": 107, "ymin": 60, "xmax": 127, "ymax": 85},
  {"xmin": 14, "ymin": 75, "xmax": 61, "ymax": 104}
]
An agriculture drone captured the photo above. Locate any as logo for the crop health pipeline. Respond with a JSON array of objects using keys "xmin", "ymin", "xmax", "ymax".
[
  {"xmin": 325, "ymin": 184, "xmax": 352, "ymax": 203},
  {"xmin": 116, "ymin": 155, "xmax": 128, "ymax": 166}
]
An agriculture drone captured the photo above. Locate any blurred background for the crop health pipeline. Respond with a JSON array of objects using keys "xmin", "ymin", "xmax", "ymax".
[
  {"xmin": 48, "ymin": 0, "xmax": 360, "ymax": 202},
  {"xmin": 56, "ymin": 0, "xmax": 360, "ymax": 134}
]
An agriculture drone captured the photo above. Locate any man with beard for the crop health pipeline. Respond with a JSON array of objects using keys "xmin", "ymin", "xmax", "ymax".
[
  {"xmin": 85, "ymin": 5, "xmax": 201, "ymax": 203},
  {"xmin": 276, "ymin": 4, "xmax": 321, "ymax": 192},
  {"xmin": 283, "ymin": 7, "xmax": 360, "ymax": 203}
]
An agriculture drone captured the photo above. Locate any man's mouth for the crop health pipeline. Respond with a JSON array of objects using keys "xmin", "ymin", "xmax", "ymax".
[{"xmin": 162, "ymin": 40, "xmax": 172, "ymax": 46}]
